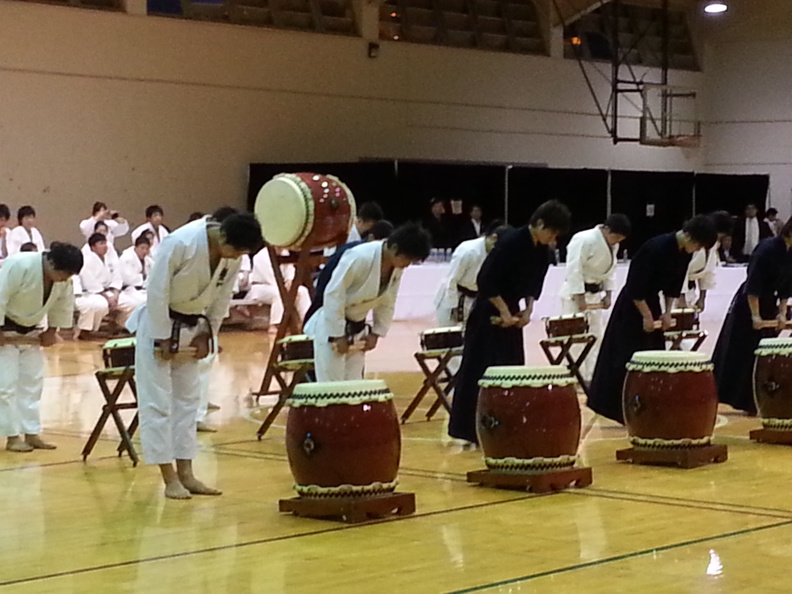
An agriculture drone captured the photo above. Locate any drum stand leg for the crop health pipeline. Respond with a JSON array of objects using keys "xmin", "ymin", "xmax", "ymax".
[
  {"xmin": 466, "ymin": 467, "xmax": 593, "ymax": 493},
  {"xmin": 402, "ymin": 350, "xmax": 456, "ymax": 424},
  {"xmin": 278, "ymin": 492, "xmax": 416, "ymax": 523},
  {"xmin": 539, "ymin": 336, "xmax": 596, "ymax": 398},
  {"xmin": 615, "ymin": 444, "xmax": 728, "ymax": 468},
  {"xmin": 257, "ymin": 365, "xmax": 310, "ymax": 440},
  {"xmin": 749, "ymin": 429, "xmax": 792, "ymax": 445}
]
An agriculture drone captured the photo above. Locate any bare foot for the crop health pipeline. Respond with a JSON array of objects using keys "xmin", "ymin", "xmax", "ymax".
[
  {"xmin": 196, "ymin": 422, "xmax": 218, "ymax": 433},
  {"xmin": 25, "ymin": 435, "xmax": 57, "ymax": 450},
  {"xmin": 164, "ymin": 481, "xmax": 192, "ymax": 500},
  {"xmin": 180, "ymin": 477, "xmax": 222, "ymax": 496},
  {"xmin": 6, "ymin": 437, "xmax": 34, "ymax": 453}
]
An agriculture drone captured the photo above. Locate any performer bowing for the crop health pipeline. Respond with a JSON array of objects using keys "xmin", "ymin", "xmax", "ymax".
[
  {"xmin": 448, "ymin": 200, "xmax": 571, "ymax": 445},
  {"xmin": 677, "ymin": 211, "xmax": 734, "ymax": 312},
  {"xmin": 713, "ymin": 220, "xmax": 792, "ymax": 414},
  {"xmin": 587, "ymin": 215, "xmax": 718, "ymax": 424}
]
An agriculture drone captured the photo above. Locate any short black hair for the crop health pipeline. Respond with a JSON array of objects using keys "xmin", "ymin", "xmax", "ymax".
[
  {"xmin": 19, "ymin": 242, "xmax": 38, "ymax": 252},
  {"xmin": 387, "ymin": 222, "xmax": 432, "ymax": 261},
  {"xmin": 709, "ymin": 210, "xmax": 734, "ymax": 235},
  {"xmin": 604, "ymin": 213, "xmax": 632, "ymax": 237},
  {"xmin": 212, "ymin": 206, "xmax": 239, "ymax": 222},
  {"xmin": 17, "ymin": 205, "xmax": 35, "ymax": 224},
  {"xmin": 145, "ymin": 205, "xmax": 164, "ymax": 219},
  {"xmin": 47, "ymin": 242, "xmax": 83, "ymax": 275},
  {"xmin": 135, "ymin": 235, "xmax": 151, "ymax": 248},
  {"xmin": 366, "ymin": 220, "xmax": 394, "ymax": 240},
  {"xmin": 92, "ymin": 201, "xmax": 107, "ymax": 215},
  {"xmin": 88, "ymin": 232, "xmax": 107, "ymax": 248},
  {"xmin": 357, "ymin": 202, "xmax": 384, "ymax": 223},
  {"xmin": 767, "ymin": 207, "xmax": 779, "ymax": 217},
  {"xmin": 94, "ymin": 221, "xmax": 109, "ymax": 233},
  {"xmin": 683, "ymin": 215, "xmax": 718, "ymax": 249},
  {"xmin": 489, "ymin": 223, "xmax": 513, "ymax": 239},
  {"xmin": 220, "ymin": 212, "xmax": 263, "ymax": 252},
  {"xmin": 187, "ymin": 211, "xmax": 204, "ymax": 222},
  {"xmin": 530, "ymin": 200, "xmax": 571, "ymax": 234},
  {"xmin": 484, "ymin": 219, "xmax": 506, "ymax": 236},
  {"xmin": 0, "ymin": 203, "xmax": 10, "ymax": 220}
]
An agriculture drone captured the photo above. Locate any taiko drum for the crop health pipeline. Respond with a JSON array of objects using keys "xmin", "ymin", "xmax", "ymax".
[{"xmin": 754, "ymin": 338, "xmax": 792, "ymax": 431}]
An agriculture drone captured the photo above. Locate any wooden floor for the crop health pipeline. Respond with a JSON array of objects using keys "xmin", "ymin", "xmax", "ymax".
[{"xmin": 1, "ymin": 321, "xmax": 790, "ymax": 593}]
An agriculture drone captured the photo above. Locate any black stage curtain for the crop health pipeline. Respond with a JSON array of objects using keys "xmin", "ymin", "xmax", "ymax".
[
  {"xmin": 507, "ymin": 167, "xmax": 608, "ymax": 261},
  {"xmin": 694, "ymin": 173, "xmax": 770, "ymax": 217},
  {"xmin": 610, "ymin": 170, "xmax": 695, "ymax": 257}
]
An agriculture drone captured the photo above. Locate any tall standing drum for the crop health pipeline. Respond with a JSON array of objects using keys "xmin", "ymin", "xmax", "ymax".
[
  {"xmin": 623, "ymin": 351, "xmax": 717, "ymax": 449},
  {"xmin": 255, "ymin": 172, "xmax": 356, "ymax": 249},
  {"xmin": 285, "ymin": 380, "xmax": 401, "ymax": 497},
  {"xmin": 476, "ymin": 366, "xmax": 581, "ymax": 473},
  {"xmin": 753, "ymin": 338, "xmax": 792, "ymax": 432}
]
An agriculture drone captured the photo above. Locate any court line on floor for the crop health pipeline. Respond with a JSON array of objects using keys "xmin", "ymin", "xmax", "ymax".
[
  {"xmin": 0, "ymin": 455, "xmax": 118, "ymax": 474},
  {"xmin": 446, "ymin": 519, "xmax": 792, "ymax": 594}
]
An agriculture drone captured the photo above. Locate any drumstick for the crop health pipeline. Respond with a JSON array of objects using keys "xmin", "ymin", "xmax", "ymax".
[
  {"xmin": 652, "ymin": 320, "xmax": 678, "ymax": 330},
  {"xmin": 586, "ymin": 303, "xmax": 607, "ymax": 310}
]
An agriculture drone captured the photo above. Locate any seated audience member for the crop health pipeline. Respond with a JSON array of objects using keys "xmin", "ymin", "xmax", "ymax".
[
  {"xmin": 19, "ymin": 242, "xmax": 38, "ymax": 253},
  {"xmin": 732, "ymin": 203, "xmax": 772, "ymax": 262},
  {"xmin": 7, "ymin": 206, "xmax": 45, "ymax": 256},
  {"xmin": 93, "ymin": 221, "xmax": 119, "ymax": 259},
  {"xmin": 118, "ymin": 235, "xmax": 153, "ymax": 317},
  {"xmin": 765, "ymin": 208, "xmax": 785, "ymax": 237},
  {"xmin": 131, "ymin": 205, "xmax": 169, "ymax": 256},
  {"xmin": 718, "ymin": 235, "xmax": 738, "ymax": 264},
  {"xmin": 325, "ymin": 202, "xmax": 384, "ymax": 256},
  {"xmin": 245, "ymin": 246, "xmax": 310, "ymax": 330},
  {"xmin": 0, "ymin": 203, "xmax": 10, "ymax": 263},
  {"xmin": 424, "ymin": 198, "xmax": 451, "ymax": 250},
  {"xmin": 79, "ymin": 201, "xmax": 129, "ymax": 246}
]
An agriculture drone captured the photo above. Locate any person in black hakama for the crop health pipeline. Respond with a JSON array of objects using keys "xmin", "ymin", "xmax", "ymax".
[
  {"xmin": 448, "ymin": 200, "xmax": 571, "ymax": 445},
  {"xmin": 587, "ymin": 215, "xmax": 718, "ymax": 424},
  {"xmin": 713, "ymin": 221, "xmax": 792, "ymax": 414}
]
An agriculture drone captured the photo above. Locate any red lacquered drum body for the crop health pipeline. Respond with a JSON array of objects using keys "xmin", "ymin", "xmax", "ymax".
[
  {"xmin": 544, "ymin": 314, "xmax": 588, "ymax": 338},
  {"xmin": 754, "ymin": 338, "xmax": 792, "ymax": 431},
  {"xmin": 476, "ymin": 366, "xmax": 581, "ymax": 473},
  {"xmin": 255, "ymin": 172, "xmax": 356, "ymax": 250},
  {"xmin": 623, "ymin": 351, "xmax": 717, "ymax": 449},
  {"xmin": 285, "ymin": 380, "xmax": 401, "ymax": 497}
]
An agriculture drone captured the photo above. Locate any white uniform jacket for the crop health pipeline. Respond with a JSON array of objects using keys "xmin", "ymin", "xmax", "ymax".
[
  {"xmin": 79, "ymin": 217, "xmax": 129, "ymax": 246},
  {"xmin": 6, "ymin": 227, "xmax": 45, "ymax": 256},
  {"xmin": 79, "ymin": 247, "xmax": 122, "ymax": 294},
  {"xmin": 434, "ymin": 237, "xmax": 487, "ymax": 310},
  {"xmin": 559, "ymin": 226, "xmax": 618, "ymax": 299},
  {"xmin": 682, "ymin": 245, "xmax": 719, "ymax": 293},
  {"xmin": 119, "ymin": 246, "xmax": 153, "ymax": 290},
  {"xmin": 0, "ymin": 252, "xmax": 74, "ymax": 330},
  {"xmin": 131, "ymin": 222, "xmax": 170, "ymax": 255}
]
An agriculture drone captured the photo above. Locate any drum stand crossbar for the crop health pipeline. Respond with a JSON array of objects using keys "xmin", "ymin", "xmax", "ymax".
[
  {"xmin": 402, "ymin": 347, "xmax": 462, "ymax": 423},
  {"xmin": 539, "ymin": 335, "xmax": 596, "ymax": 396},
  {"xmin": 615, "ymin": 444, "xmax": 728, "ymax": 469},
  {"xmin": 466, "ymin": 467, "xmax": 593, "ymax": 493},
  {"xmin": 665, "ymin": 330, "xmax": 707, "ymax": 352},
  {"xmin": 749, "ymin": 429, "xmax": 792, "ymax": 445},
  {"xmin": 279, "ymin": 492, "xmax": 416, "ymax": 524}
]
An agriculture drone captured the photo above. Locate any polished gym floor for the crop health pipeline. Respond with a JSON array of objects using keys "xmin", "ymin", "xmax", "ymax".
[{"xmin": 0, "ymin": 320, "xmax": 788, "ymax": 593}]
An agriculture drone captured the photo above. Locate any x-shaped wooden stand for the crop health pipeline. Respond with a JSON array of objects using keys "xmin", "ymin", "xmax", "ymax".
[
  {"xmin": 402, "ymin": 347, "xmax": 462, "ymax": 423},
  {"xmin": 539, "ymin": 334, "xmax": 597, "ymax": 397},
  {"xmin": 256, "ymin": 359, "xmax": 313, "ymax": 440},
  {"xmin": 82, "ymin": 366, "xmax": 139, "ymax": 466},
  {"xmin": 664, "ymin": 330, "xmax": 707, "ymax": 351}
]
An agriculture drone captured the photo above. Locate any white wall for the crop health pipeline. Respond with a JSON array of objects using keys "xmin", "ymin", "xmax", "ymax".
[{"xmin": 0, "ymin": 1, "xmax": 704, "ymax": 247}]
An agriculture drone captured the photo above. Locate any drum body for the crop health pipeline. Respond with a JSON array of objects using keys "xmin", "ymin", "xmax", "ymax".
[
  {"xmin": 544, "ymin": 314, "xmax": 588, "ymax": 338},
  {"xmin": 670, "ymin": 309, "xmax": 699, "ymax": 331},
  {"xmin": 102, "ymin": 337, "xmax": 136, "ymax": 368},
  {"xmin": 476, "ymin": 366, "xmax": 581, "ymax": 473},
  {"xmin": 623, "ymin": 351, "xmax": 717, "ymax": 449},
  {"xmin": 754, "ymin": 338, "xmax": 792, "ymax": 431},
  {"xmin": 278, "ymin": 334, "xmax": 314, "ymax": 362},
  {"xmin": 255, "ymin": 172, "xmax": 356, "ymax": 250},
  {"xmin": 421, "ymin": 326, "xmax": 464, "ymax": 351},
  {"xmin": 286, "ymin": 380, "xmax": 401, "ymax": 497}
]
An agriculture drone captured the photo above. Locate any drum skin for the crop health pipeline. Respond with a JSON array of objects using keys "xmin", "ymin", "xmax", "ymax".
[
  {"xmin": 285, "ymin": 399, "xmax": 401, "ymax": 495},
  {"xmin": 754, "ymin": 352, "xmax": 792, "ymax": 421},
  {"xmin": 476, "ymin": 383, "xmax": 581, "ymax": 461},
  {"xmin": 623, "ymin": 367, "xmax": 718, "ymax": 443}
]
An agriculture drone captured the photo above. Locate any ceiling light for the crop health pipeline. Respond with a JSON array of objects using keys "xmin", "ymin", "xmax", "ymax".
[{"xmin": 704, "ymin": 1, "xmax": 728, "ymax": 14}]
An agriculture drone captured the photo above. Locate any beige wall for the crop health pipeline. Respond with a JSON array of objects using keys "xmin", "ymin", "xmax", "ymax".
[{"xmin": 0, "ymin": 1, "xmax": 703, "ymax": 248}]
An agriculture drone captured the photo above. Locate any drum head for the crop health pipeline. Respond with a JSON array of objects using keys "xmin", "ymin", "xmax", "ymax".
[
  {"xmin": 630, "ymin": 350, "xmax": 710, "ymax": 365},
  {"xmin": 255, "ymin": 175, "xmax": 309, "ymax": 248}
]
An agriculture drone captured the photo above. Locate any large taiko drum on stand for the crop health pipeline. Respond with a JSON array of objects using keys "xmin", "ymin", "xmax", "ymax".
[
  {"xmin": 255, "ymin": 172, "xmax": 357, "ymax": 249},
  {"xmin": 754, "ymin": 338, "xmax": 792, "ymax": 431},
  {"xmin": 476, "ymin": 366, "xmax": 581, "ymax": 473},
  {"xmin": 623, "ymin": 351, "xmax": 717, "ymax": 449},
  {"xmin": 285, "ymin": 380, "xmax": 401, "ymax": 498}
]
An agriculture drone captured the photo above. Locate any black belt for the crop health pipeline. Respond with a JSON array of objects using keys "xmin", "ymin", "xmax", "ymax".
[
  {"xmin": 1, "ymin": 319, "xmax": 36, "ymax": 335},
  {"xmin": 688, "ymin": 280, "xmax": 696, "ymax": 290},
  {"xmin": 457, "ymin": 285, "xmax": 478, "ymax": 299},
  {"xmin": 584, "ymin": 283, "xmax": 603, "ymax": 294},
  {"xmin": 345, "ymin": 319, "xmax": 368, "ymax": 339},
  {"xmin": 167, "ymin": 309, "xmax": 213, "ymax": 355}
]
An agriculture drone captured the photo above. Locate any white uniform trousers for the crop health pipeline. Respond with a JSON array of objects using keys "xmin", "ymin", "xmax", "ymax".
[
  {"xmin": 196, "ymin": 351, "xmax": 217, "ymax": 424},
  {"xmin": 246, "ymin": 284, "xmax": 310, "ymax": 325},
  {"xmin": 310, "ymin": 314, "xmax": 366, "ymax": 382},
  {"xmin": 0, "ymin": 342, "xmax": 45, "ymax": 437},
  {"xmin": 75, "ymin": 294, "xmax": 109, "ymax": 332},
  {"xmin": 118, "ymin": 289, "xmax": 147, "ymax": 327},
  {"xmin": 135, "ymin": 319, "xmax": 203, "ymax": 465},
  {"xmin": 561, "ymin": 295, "xmax": 605, "ymax": 382},
  {"xmin": 245, "ymin": 284, "xmax": 278, "ymax": 306}
]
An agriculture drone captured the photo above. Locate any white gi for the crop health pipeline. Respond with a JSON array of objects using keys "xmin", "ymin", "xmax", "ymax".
[
  {"xmin": 304, "ymin": 241, "xmax": 401, "ymax": 382},
  {"xmin": 323, "ymin": 224, "xmax": 362, "ymax": 257},
  {"xmin": 79, "ymin": 217, "xmax": 129, "ymax": 246},
  {"xmin": 245, "ymin": 248, "xmax": 310, "ymax": 324},
  {"xmin": 558, "ymin": 226, "xmax": 619, "ymax": 381},
  {"xmin": 118, "ymin": 246, "xmax": 153, "ymax": 322},
  {"xmin": 434, "ymin": 237, "xmax": 487, "ymax": 327},
  {"xmin": 6, "ymin": 227, "xmax": 45, "ymax": 256},
  {"xmin": 131, "ymin": 222, "xmax": 170, "ymax": 256},
  {"xmin": 75, "ymin": 246, "xmax": 127, "ymax": 331},
  {"xmin": 126, "ymin": 217, "xmax": 240, "ymax": 465},
  {"xmin": 0, "ymin": 253, "xmax": 74, "ymax": 438},
  {"xmin": 680, "ymin": 246, "xmax": 718, "ymax": 306}
]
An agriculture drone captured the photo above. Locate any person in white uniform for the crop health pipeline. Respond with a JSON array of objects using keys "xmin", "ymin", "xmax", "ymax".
[
  {"xmin": 678, "ymin": 211, "xmax": 734, "ymax": 312},
  {"xmin": 245, "ymin": 246, "xmax": 310, "ymax": 328},
  {"xmin": 559, "ymin": 214, "xmax": 631, "ymax": 381},
  {"xmin": 131, "ymin": 205, "xmax": 170, "ymax": 257},
  {"xmin": 435, "ymin": 221, "xmax": 510, "ymax": 327},
  {"xmin": 79, "ymin": 201, "xmax": 129, "ymax": 247},
  {"xmin": 0, "ymin": 204, "xmax": 11, "ymax": 265},
  {"xmin": 0, "ymin": 244, "xmax": 83, "ymax": 452},
  {"xmin": 118, "ymin": 235, "xmax": 153, "ymax": 316},
  {"xmin": 305, "ymin": 223, "xmax": 431, "ymax": 382},
  {"xmin": 75, "ymin": 233, "xmax": 127, "ymax": 338},
  {"xmin": 7, "ymin": 206, "xmax": 46, "ymax": 256},
  {"xmin": 126, "ymin": 213, "xmax": 261, "ymax": 499}
]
